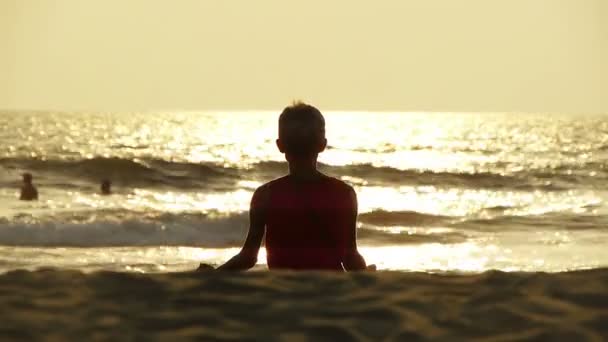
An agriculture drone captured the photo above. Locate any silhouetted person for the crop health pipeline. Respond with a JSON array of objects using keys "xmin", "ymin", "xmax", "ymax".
[
  {"xmin": 100, "ymin": 179, "xmax": 112, "ymax": 195},
  {"xmin": 20, "ymin": 173, "xmax": 38, "ymax": 201},
  {"xmin": 209, "ymin": 102, "xmax": 370, "ymax": 271}
]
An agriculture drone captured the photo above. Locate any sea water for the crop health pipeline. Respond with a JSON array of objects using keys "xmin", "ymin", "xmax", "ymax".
[{"xmin": 1, "ymin": 111, "xmax": 607, "ymax": 273}]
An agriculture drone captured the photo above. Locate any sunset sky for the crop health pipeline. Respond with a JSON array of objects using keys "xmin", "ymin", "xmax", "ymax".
[{"xmin": 1, "ymin": 0, "xmax": 606, "ymax": 113}]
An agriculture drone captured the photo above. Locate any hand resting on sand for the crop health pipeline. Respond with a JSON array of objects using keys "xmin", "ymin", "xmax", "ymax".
[{"xmin": 196, "ymin": 263, "xmax": 377, "ymax": 272}]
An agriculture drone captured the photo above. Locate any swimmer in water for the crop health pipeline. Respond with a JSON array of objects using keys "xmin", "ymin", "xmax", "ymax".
[
  {"xmin": 19, "ymin": 173, "xmax": 38, "ymax": 201},
  {"xmin": 100, "ymin": 179, "xmax": 112, "ymax": 195}
]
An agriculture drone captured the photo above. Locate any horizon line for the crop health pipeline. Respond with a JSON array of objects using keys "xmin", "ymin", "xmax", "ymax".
[{"xmin": 1, "ymin": 107, "xmax": 606, "ymax": 116}]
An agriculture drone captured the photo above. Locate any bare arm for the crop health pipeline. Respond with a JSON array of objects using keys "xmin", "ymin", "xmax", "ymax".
[
  {"xmin": 342, "ymin": 187, "xmax": 367, "ymax": 271},
  {"xmin": 216, "ymin": 186, "xmax": 268, "ymax": 271}
]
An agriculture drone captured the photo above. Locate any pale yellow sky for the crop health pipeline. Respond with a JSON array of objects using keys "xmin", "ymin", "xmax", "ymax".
[{"xmin": 1, "ymin": 0, "xmax": 606, "ymax": 113}]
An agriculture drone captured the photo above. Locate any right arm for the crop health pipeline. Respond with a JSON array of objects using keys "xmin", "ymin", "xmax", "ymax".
[{"xmin": 216, "ymin": 186, "xmax": 268, "ymax": 271}]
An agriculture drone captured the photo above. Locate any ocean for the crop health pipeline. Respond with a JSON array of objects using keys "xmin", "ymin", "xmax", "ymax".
[
  {"xmin": 1, "ymin": 111, "xmax": 608, "ymax": 340},
  {"xmin": 1, "ymin": 110, "xmax": 607, "ymax": 273}
]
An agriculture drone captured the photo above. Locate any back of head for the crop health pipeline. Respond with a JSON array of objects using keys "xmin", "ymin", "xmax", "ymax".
[
  {"xmin": 278, "ymin": 102, "xmax": 326, "ymax": 157},
  {"xmin": 101, "ymin": 179, "xmax": 111, "ymax": 194},
  {"xmin": 22, "ymin": 173, "xmax": 33, "ymax": 183}
]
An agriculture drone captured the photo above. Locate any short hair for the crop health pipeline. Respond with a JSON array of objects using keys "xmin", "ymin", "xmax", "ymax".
[
  {"xmin": 278, "ymin": 102, "xmax": 325, "ymax": 156},
  {"xmin": 22, "ymin": 173, "xmax": 33, "ymax": 182}
]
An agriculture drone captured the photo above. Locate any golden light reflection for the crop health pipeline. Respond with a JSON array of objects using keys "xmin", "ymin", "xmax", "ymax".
[
  {"xmin": 175, "ymin": 243, "xmax": 491, "ymax": 272},
  {"xmin": 355, "ymin": 186, "xmax": 602, "ymax": 219},
  {"xmin": 359, "ymin": 244, "xmax": 490, "ymax": 272},
  {"xmin": 66, "ymin": 183, "xmax": 603, "ymax": 229},
  {"xmin": 1, "ymin": 239, "xmax": 606, "ymax": 274},
  {"xmin": 123, "ymin": 189, "xmax": 253, "ymax": 213},
  {"xmin": 181, "ymin": 243, "xmax": 519, "ymax": 272},
  {"xmin": 4, "ymin": 111, "xmax": 603, "ymax": 176}
]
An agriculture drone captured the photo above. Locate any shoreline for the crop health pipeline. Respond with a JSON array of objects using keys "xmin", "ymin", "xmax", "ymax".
[{"xmin": 1, "ymin": 245, "xmax": 606, "ymax": 274}]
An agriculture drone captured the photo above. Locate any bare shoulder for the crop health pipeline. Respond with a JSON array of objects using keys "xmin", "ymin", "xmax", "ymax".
[
  {"xmin": 256, "ymin": 176, "xmax": 288, "ymax": 193},
  {"xmin": 251, "ymin": 176, "xmax": 287, "ymax": 207},
  {"xmin": 253, "ymin": 183, "xmax": 270, "ymax": 200},
  {"xmin": 325, "ymin": 176, "xmax": 356, "ymax": 194}
]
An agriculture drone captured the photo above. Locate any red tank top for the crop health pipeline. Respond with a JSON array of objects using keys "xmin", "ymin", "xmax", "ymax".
[{"xmin": 256, "ymin": 175, "xmax": 354, "ymax": 270}]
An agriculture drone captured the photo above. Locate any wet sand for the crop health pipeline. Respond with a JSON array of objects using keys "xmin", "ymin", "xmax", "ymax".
[{"xmin": 0, "ymin": 269, "xmax": 606, "ymax": 341}]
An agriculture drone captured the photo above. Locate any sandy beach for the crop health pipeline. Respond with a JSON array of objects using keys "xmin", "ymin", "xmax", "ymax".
[{"xmin": 0, "ymin": 268, "xmax": 606, "ymax": 341}]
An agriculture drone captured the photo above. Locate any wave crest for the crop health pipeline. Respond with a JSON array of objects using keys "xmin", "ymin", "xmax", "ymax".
[{"xmin": 1, "ymin": 157, "xmax": 604, "ymax": 191}]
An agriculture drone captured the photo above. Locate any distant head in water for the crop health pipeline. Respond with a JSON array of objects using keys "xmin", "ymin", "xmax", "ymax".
[
  {"xmin": 20, "ymin": 172, "xmax": 38, "ymax": 201},
  {"xmin": 276, "ymin": 102, "xmax": 327, "ymax": 177},
  {"xmin": 100, "ymin": 179, "xmax": 112, "ymax": 195}
]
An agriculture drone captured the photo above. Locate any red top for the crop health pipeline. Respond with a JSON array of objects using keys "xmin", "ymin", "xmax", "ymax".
[{"xmin": 254, "ymin": 175, "xmax": 355, "ymax": 270}]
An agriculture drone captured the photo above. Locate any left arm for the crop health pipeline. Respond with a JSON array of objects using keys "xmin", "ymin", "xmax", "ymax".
[{"xmin": 342, "ymin": 187, "xmax": 367, "ymax": 271}]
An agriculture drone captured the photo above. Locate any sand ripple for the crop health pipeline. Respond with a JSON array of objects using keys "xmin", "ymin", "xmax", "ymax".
[{"xmin": 0, "ymin": 269, "xmax": 607, "ymax": 341}]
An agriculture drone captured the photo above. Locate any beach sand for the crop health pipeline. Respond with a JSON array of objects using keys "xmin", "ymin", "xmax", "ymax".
[{"xmin": 0, "ymin": 269, "xmax": 607, "ymax": 341}]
